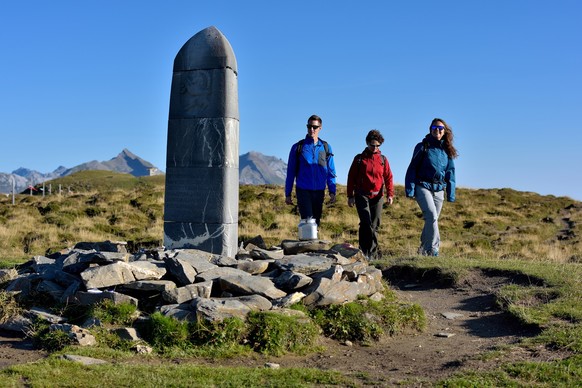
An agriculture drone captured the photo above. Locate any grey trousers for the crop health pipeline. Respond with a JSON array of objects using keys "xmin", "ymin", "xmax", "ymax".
[
  {"xmin": 415, "ymin": 186, "xmax": 444, "ymax": 255},
  {"xmin": 355, "ymin": 194, "xmax": 384, "ymax": 258}
]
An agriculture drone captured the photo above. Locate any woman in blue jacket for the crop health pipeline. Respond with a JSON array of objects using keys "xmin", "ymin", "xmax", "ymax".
[{"xmin": 405, "ymin": 118, "xmax": 458, "ymax": 256}]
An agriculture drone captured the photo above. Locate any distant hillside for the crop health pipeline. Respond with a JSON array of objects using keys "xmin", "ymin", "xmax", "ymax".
[
  {"xmin": 1, "ymin": 150, "xmax": 287, "ymax": 194},
  {"xmin": 59, "ymin": 149, "xmax": 163, "ymax": 177},
  {"xmin": 239, "ymin": 151, "xmax": 287, "ymax": 185}
]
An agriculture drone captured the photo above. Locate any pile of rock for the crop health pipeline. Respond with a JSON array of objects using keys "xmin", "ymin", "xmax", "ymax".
[{"xmin": 0, "ymin": 238, "xmax": 384, "ymax": 340}]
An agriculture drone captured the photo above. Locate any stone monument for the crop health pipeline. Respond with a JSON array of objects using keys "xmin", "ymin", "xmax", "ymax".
[{"xmin": 164, "ymin": 26, "xmax": 239, "ymax": 257}]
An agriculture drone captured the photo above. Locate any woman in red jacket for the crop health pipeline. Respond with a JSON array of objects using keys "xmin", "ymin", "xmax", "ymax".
[{"xmin": 347, "ymin": 130, "xmax": 394, "ymax": 260}]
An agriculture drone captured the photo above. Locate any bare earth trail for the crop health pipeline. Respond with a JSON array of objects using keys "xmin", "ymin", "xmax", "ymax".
[
  {"xmin": 200, "ymin": 270, "xmax": 547, "ymax": 385},
  {"xmin": 0, "ymin": 331, "xmax": 46, "ymax": 369},
  {"xmin": 0, "ymin": 270, "xmax": 552, "ymax": 386}
]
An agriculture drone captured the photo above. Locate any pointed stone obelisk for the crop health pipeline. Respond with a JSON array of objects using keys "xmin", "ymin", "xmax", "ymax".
[{"xmin": 164, "ymin": 26, "xmax": 239, "ymax": 257}]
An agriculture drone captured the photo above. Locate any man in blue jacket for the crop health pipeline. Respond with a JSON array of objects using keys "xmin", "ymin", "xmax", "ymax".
[{"xmin": 285, "ymin": 114, "xmax": 337, "ymax": 226}]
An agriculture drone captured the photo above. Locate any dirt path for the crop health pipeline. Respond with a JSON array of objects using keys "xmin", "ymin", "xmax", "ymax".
[
  {"xmin": 0, "ymin": 270, "xmax": 547, "ymax": 386},
  {"xmin": 0, "ymin": 330, "xmax": 46, "ymax": 369},
  {"xmin": 237, "ymin": 270, "xmax": 539, "ymax": 385},
  {"xmin": 189, "ymin": 270, "xmax": 544, "ymax": 385}
]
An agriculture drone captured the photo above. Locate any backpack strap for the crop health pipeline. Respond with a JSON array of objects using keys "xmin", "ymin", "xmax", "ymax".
[{"xmin": 295, "ymin": 139, "xmax": 305, "ymax": 175}]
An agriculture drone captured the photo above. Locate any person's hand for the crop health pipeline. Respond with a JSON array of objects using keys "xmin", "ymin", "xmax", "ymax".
[
  {"xmin": 329, "ymin": 193, "xmax": 336, "ymax": 204},
  {"xmin": 348, "ymin": 197, "xmax": 355, "ymax": 207},
  {"xmin": 285, "ymin": 196, "xmax": 293, "ymax": 205},
  {"xmin": 386, "ymin": 196, "xmax": 394, "ymax": 206}
]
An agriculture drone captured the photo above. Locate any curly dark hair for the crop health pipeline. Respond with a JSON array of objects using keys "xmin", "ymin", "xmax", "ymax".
[
  {"xmin": 430, "ymin": 118, "xmax": 458, "ymax": 159},
  {"xmin": 365, "ymin": 129, "xmax": 384, "ymax": 145}
]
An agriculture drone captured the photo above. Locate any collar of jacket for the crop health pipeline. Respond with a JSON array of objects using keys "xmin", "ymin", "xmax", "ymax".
[
  {"xmin": 362, "ymin": 148, "xmax": 381, "ymax": 157},
  {"xmin": 424, "ymin": 134, "xmax": 444, "ymax": 147},
  {"xmin": 303, "ymin": 135, "xmax": 323, "ymax": 146}
]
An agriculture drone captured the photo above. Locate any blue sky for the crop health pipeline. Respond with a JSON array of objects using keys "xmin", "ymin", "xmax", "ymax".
[{"xmin": 1, "ymin": 1, "xmax": 581, "ymax": 200}]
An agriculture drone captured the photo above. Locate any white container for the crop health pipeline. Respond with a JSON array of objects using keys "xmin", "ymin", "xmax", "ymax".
[{"xmin": 298, "ymin": 218, "xmax": 318, "ymax": 240}]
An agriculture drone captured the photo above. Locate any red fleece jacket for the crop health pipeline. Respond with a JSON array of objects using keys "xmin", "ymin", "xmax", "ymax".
[{"xmin": 347, "ymin": 149, "xmax": 394, "ymax": 199}]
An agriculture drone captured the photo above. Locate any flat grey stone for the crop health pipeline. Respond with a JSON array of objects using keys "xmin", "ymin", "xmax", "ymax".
[
  {"xmin": 74, "ymin": 240, "xmax": 128, "ymax": 253},
  {"xmin": 281, "ymin": 240, "xmax": 331, "ymax": 255},
  {"xmin": 275, "ymin": 254, "xmax": 335, "ymax": 275},
  {"xmin": 114, "ymin": 327, "xmax": 141, "ymax": 342},
  {"xmin": 70, "ymin": 290, "xmax": 138, "ymax": 306},
  {"xmin": 162, "ymin": 281, "xmax": 213, "ymax": 304},
  {"xmin": 441, "ymin": 312, "xmax": 464, "ymax": 320},
  {"xmin": 191, "ymin": 296, "xmax": 251, "ymax": 322},
  {"xmin": 0, "ymin": 315, "xmax": 32, "ymax": 333},
  {"xmin": 63, "ymin": 354, "xmax": 107, "ymax": 365},
  {"xmin": 272, "ymin": 292, "xmax": 306, "ymax": 308},
  {"xmin": 173, "ymin": 250, "xmax": 218, "ymax": 273},
  {"xmin": 164, "ymin": 257, "xmax": 197, "ymax": 286},
  {"xmin": 435, "ymin": 332, "xmax": 455, "ymax": 338},
  {"xmin": 125, "ymin": 261, "xmax": 167, "ymax": 280},
  {"xmin": 80, "ymin": 262, "xmax": 136, "ymax": 289},
  {"xmin": 249, "ymin": 247, "xmax": 284, "ymax": 260},
  {"xmin": 219, "ymin": 274, "xmax": 286, "ymax": 300},
  {"xmin": 236, "ymin": 260, "xmax": 270, "ymax": 275},
  {"xmin": 36, "ymin": 280, "xmax": 65, "ymax": 301},
  {"xmin": 273, "ymin": 271, "xmax": 313, "ymax": 291},
  {"xmin": 123, "ymin": 280, "xmax": 177, "ymax": 292},
  {"xmin": 28, "ymin": 307, "xmax": 66, "ymax": 324},
  {"xmin": 196, "ymin": 266, "xmax": 250, "ymax": 282}
]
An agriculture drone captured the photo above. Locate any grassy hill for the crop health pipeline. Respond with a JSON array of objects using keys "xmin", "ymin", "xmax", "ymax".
[
  {"xmin": 2, "ymin": 170, "xmax": 582, "ymax": 385},
  {"xmin": 1, "ymin": 170, "xmax": 580, "ymax": 265}
]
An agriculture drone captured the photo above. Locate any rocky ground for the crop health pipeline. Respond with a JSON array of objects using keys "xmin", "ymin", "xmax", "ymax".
[{"xmin": 0, "ymin": 269, "xmax": 562, "ymax": 386}]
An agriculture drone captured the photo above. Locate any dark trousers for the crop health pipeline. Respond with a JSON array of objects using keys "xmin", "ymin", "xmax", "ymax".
[
  {"xmin": 296, "ymin": 188, "xmax": 325, "ymax": 225},
  {"xmin": 355, "ymin": 194, "xmax": 384, "ymax": 258}
]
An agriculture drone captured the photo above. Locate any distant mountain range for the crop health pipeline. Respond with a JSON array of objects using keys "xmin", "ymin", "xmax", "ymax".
[{"xmin": 0, "ymin": 149, "xmax": 288, "ymax": 193}]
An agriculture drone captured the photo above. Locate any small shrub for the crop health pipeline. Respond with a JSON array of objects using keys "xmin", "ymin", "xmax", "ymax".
[
  {"xmin": 108, "ymin": 213, "xmax": 120, "ymax": 226},
  {"xmin": 312, "ymin": 302, "xmax": 383, "ymax": 342},
  {"xmin": 144, "ymin": 312, "xmax": 190, "ymax": 350},
  {"xmin": 92, "ymin": 327, "xmax": 136, "ymax": 351},
  {"xmin": 311, "ymin": 296, "xmax": 426, "ymax": 343},
  {"xmin": 60, "ymin": 304, "xmax": 93, "ymax": 325},
  {"xmin": 43, "ymin": 213, "xmax": 76, "ymax": 228},
  {"xmin": 31, "ymin": 321, "xmax": 74, "ymax": 351},
  {"xmin": 36, "ymin": 202, "xmax": 61, "ymax": 216},
  {"xmin": 189, "ymin": 317, "xmax": 247, "ymax": 348},
  {"xmin": 260, "ymin": 212, "xmax": 276, "ymax": 230},
  {"xmin": 0, "ymin": 291, "xmax": 22, "ymax": 323},
  {"xmin": 84, "ymin": 207, "xmax": 102, "ymax": 217},
  {"xmin": 22, "ymin": 231, "xmax": 43, "ymax": 254},
  {"xmin": 247, "ymin": 311, "xmax": 319, "ymax": 356},
  {"xmin": 90, "ymin": 300, "xmax": 138, "ymax": 326}
]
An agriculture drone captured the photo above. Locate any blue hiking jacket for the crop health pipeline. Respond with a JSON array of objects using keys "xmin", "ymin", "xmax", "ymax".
[
  {"xmin": 285, "ymin": 136, "xmax": 337, "ymax": 197},
  {"xmin": 405, "ymin": 135, "xmax": 456, "ymax": 202}
]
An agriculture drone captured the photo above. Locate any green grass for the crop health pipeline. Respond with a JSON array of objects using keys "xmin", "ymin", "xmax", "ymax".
[
  {"xmin": 439, "ymin": 355, "xmax": 582, "ymax": 387},
  {"xmin": 2, "ymin": 357, "xmax": 356, "ymax": 387}
]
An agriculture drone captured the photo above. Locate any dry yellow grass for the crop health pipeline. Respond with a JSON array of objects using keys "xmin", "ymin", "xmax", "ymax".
[{"xmin": 1, "ymin": 172, "xmax": 581, "ymax": 265}]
